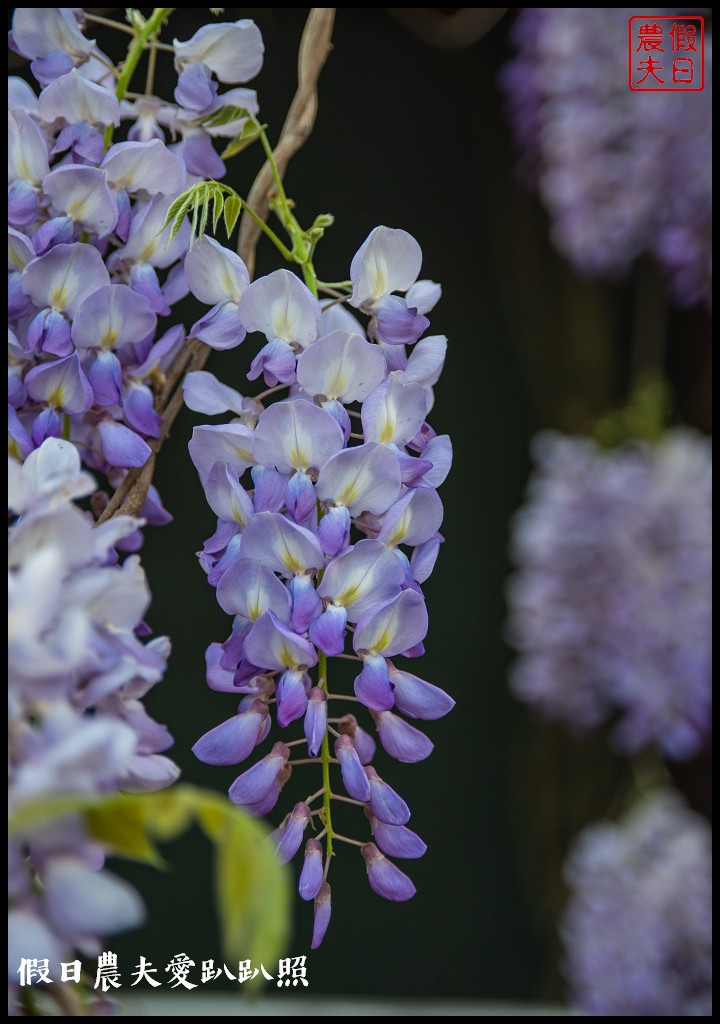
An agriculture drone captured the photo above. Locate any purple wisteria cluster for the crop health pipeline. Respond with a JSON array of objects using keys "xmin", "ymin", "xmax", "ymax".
[
  {"xmin": 562, "ymin": 790, "xmax": 712, "ymax": 1015},
  {"xmin": 507, "ymin": 429, "xmax": 712, "ymax": 760},
  {"xmin": 501, "ymin": 8, "xmax": 712, "ymax": 308},
  {"xmin": 184, "ymin": 226, "xmax": 454, "ymax": 946},
  {"xmin": 8, "ymin": 8, "xmax": 265, "ymax": 498},
  {"xmin": 8, "ymin": 438, "xmax": 177, "ymax": 1012}
]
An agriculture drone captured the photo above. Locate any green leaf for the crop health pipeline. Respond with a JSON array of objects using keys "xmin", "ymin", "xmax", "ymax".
[
  {"xmin": 8, "ymin": 792, "xmax": 105, "ymax": 837},
  {"xmin": 212, "ymin": 189, "xmax": 224, "ymax": 233},
  {"xmin": 195, "ymin": 105, "xmax": 251, "ymax": 129},
  {"xmin": 223, "ymin": 195, "xmax": 242, "ymax": 239},
  {"xmin": 86, "ymin": 796, "xmax": 164, "ymax": 868},
  {"xmin": 161, "ymin": 191, "xmax": 193, "ymax": 233},
  {"xmin": 221, "ymin": 121, "xmax": 267, "ymax": 160},
  {"xmin": 193, "ymin": 791, "xmax": 291, "ymax": 974}
]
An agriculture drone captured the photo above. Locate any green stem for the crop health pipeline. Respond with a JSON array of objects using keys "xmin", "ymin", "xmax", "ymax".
[
  {"xmin": 62, "ymin": 414, "xmax": 71, "ymax": 441},
  {"xmin": 318, "ymin": 651, "xmax": 334, "ymax": 858},
  {"xmin": 104, "ymin": 8, "xmax": 174, "ymax": 150},
  {"xmin": 255, "ymin": 122, "xmax": 319, "ymax": 295},
  {"xmin": 235, "ymin": 195, "xmax": 294, "ymax": 261}
]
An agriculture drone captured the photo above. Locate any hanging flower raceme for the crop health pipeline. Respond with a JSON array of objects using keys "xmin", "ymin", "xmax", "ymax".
[
  {"xmin": 186, "ymin": 225, "xmax": 454, "ymax": 946},
  {"xmin": 561, "ymin": 791, "xmax": 712, "ymax": 1016},
  {"xmin": 506, "ymin": 429, "xmax": 712, "ymax": 760},
  {"xmin": 8, "ymin": 439, "xmax": 177, "ymax": 1010},
  {"xmin": 8, "ymin": 6, "xmax": 265, "ymax": 513},
  {"xmin": 500, "ymin": 8, "xmax": 712, "ymax": 308}
]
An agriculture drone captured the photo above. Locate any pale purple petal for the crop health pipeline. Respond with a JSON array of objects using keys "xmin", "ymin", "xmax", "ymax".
[
  {"xmin": 285, "ymin": 469, "xmax": 316, "ymax": 525},
  {"xmin": 206, "ymin": 642, "xmax": 240, "ymax": 692},
  {"xmin": 239, "ymin": 268, "xmax": 321, "ymax": 346},
  {"xmin": 240, "ymin": 511, "xmax": 325, "ymax": 578},
  {"xmin": 173, "ymin": 20, "xmax": 264, "ymax": 84},
  {"xmin": 406, "ymin": 279, "xmax": 442, "ymax": 315},
  {"xmin": 366, "ymin": 811, "xmax": 426, "ymax": 859},
  {"xmin": 112, "ymin": 194, "xmax": 190, "ymax": 269},
  {"xmin": 361, "ymin": 843, "xmax": 416, "ymax": 901},
  {"xmin": 245, "ymin": 469, "xmax": 284, "ymax": 515},
  {"xmin": 318, "ymin": 538, "xmax": 405, "ymax": 621},
  {"xmin": 202, "ymin": 462, "xmax": 253, "ymax": 526},
  {"xmin": 354, "ymin": 654, "xmax": 394, "ymax": 711},
  {"xmin": 72, "ymin": 283, "xmax": 156, "ymax": 350},
  {"xmin": 304, "ymin": 687, "xmax": 327, "ymax": 757},
  {"xmin": 216, "ymin": 557, "xmax": 291, "ymax": 621},
  {"xmin": 311, "ymin": 882, "xmax": 332, "ymax": 948},
  {"xmin": 188, "ymin": 423, "xmax": 255, "ymax": 482},
  {"xmin": 315, "ymin": 442, "xmax": 402, "ymax": 516},
  {"xmin": 185, "ymin": 236, "xmax": 250, "ymax": 305},
  {"xmin": 191, "ymin": 300, "xmax": 246, "ymax": 350},
  {"xmin": 44, "ymin": 858, "xmax": 145, "ymax": 941},
  {"xmin": 192, "ymin": 701, "xmax": 266, "ymax": 765},
  {"xmin": 129, "ymin": 263, "xmax": 169, "ymax": 315},
  {"xmin": 274, "ymin": 802, "xmax": 311, "ymax": 863},
  {"xmin": 335, "ymin": 734, "xmax": 371, "ymax": 801},
  {"xmin": 8, "ymin": 180, "xmax": 39, "ymax": 228},
  {"xmin": 97, "ymin": 420, "xmax": 151, "ymax": 468},
  {"xmin": 350, "ymin": 226, "xmax": 422, "ymax": 311},
  {"xmin": 420, "ymin": 434, "xmax": 453, "ymax": 488},
  {"xmin": 288, "ymin": 574, "xmax": 322, "ymax": 633},
  {"xmin": 276, "ymin": 668, "xmax": 309, "ymax": 726},
  {"xmin": 31, "ymin": 405, "xmax": 61, "ymax": 446},
  {"xmin": 361, "ymin": 372, "xmax": 428, "ymax": 448},
  {"xmin": 378, "ymin": 487, "xmax": 444, "ymax": 548},
  {"xmin": 247, "ymin": 337, "xmax": 297, "ymax": 386},
  {"xmin": 253, "ymin": 398, "xmax": 344, "ymax": 476},
  {"xmin": 12, "ymin": 9, "xmax": 95, "ymax": 61},
  {"xmin": 43, "ymin": 165, "xmax": 118, "ymax": 237},
  {"xmin": 26, "ymin": 308, "xmax": 73, "ymax": 357},
  {"xmin": 404, "ymin": 334, "xmax": 447, "ymax": 389},
  {"xmin": 175, "ymin": 62, "xmax": 218, "ymax": 110},
  {"xmin": 38, "ymin": 69, "xmax": 119, "ymax": 127},
  {"xmin": 388, "ymin": 667, "xmax": 455, "ymax": 720},
  {"xmin": 9, "ymin": 109, "xmax": 49, "ymax": 184},
  {"xmin": 365, "ymin": 766, "xmax": 410, "ymax": 825},
  {"xmin": 309, "ymin": 604, "xmax": 348, "ymax": 657},
  {"xmin": 21, "ymin": 242, "xmax": 110, "ymax": 317},
  {"xmin": 87, "ymin": 350, "xmax": 122, "ymax": 406},
  {"xmin": 299, "ymin": 838, "xmax": 324, "ymax": 900},
  {"xmin": 25, "ymin": 352, "xmax": 93, "ymax": 413},
  {"xmin": 177, "ymin": 131, "xmax": 225, "ymax": 178},
  {"xmin": 228, "ymin": 741, "xmax": 290, "ymax": 807},
  {"xmin": 296, "ymin": 330, "xmax": 387, "ymax": 403},
  {"xmin": 375, "ymin": 295, "xmax": 429, "ymax": 346},
  {"xmin": 244, "ymin": 610, "xmax": 318, "ymax": 671},
  {"xmin": 373, "ymin": 710, "xmax": 434, "ymax": 763},
  {"xmin": 102, "ymin": 139, "xmax": 184, "ymax": 196},
  {"xmin": 122, "ymin": 382, "xmax": 162, "ymax": 438},
  {"xmin": 317, "ymin": 505, "xmax": 351, "ymax": 557},
  {"xmin": 353, "ymin": 589, "xmax": 428, "ymax": 658}
]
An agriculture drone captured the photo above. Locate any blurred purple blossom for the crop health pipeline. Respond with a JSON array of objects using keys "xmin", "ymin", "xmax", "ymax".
[
  {"xmin": 501, "ymin": 8, "xmax": 712, "ymax": 307},
  {"xmin": 562, "ymin": 790, "xmax": 712, "ymax": 1015},
  {"xmin": 507, "ymin": 429, "xmax": 712, "ymax": 760}
]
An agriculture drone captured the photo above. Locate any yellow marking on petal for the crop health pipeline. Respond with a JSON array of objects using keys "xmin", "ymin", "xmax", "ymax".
[
  {"xmin": 290, "ymin": 445, "xmax": 307, "ymax": 470},
  {"xmin": 378, "ymin": 415, "xmax": 395, "ymax": 445},
  {"xmin": 277, "ymin": 643, "xmax": 298, "ymax": 669},
  {"xmin": 233, "ymin": 445, "xmax": 253, "ymax": 462},
  {"xmin": 372, "ymin": 266, "xmax": 387, "ymax": 299},
  {"xmin": 281, "ymin": 550, "xmax": 304, "ymax": 575},
  {"xmin": 385, "ymin": 511, "xmax": 410, "ymax": 548},
  {"xmin": 273, "ymin": 312, "xmax": 292, "ymax": 340},
  {"xmin": 138, "ymin": 241, "xmax": 158, "ymax": 263},
  {"xmin": 370, "ymin": 631, "xmax": 391, "ymax": 654},
  {"xmin": 50, "ymin": 286, "xmax": 68, "ymax": 310},
  {"xmin": 248, "ymin": 603, "xmax": 261, "ymax": 621},
  {"xmin": 100, "ymin": 328, "xmax": 119, "ymax": 350},
  {"xmin": 66, "ymin": 198, "xmax": 88, "ymax": 221},
  {"xmin": 336, "ymin": 583, "xmax": 361, "ymax": 606},
  {"xmin": 336, "ymin": 483, "xmax": 359, "ymax": 507},
  {"xmin": 47, "ymin": 387, "xmax": 64, "ymax": 408},
  {"xmin": 327, "ymin": 370, "xmax": 347, "ymax": 397}
]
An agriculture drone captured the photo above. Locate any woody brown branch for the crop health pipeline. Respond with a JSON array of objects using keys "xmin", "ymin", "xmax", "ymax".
[{"xmin": 97, "ymin": 9, "xmax": 336, "ymax": 525}]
